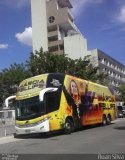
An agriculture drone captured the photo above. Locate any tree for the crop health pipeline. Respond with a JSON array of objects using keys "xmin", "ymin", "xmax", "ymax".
[
  {"xmin": 0, "ymin": 49, "xmax": 108, "ymax": 108},
  {"xmin": 0, "ymin": 63, "xmax": 29, "ymax": 108},
  {"xmin": 26, "ymin": 48, "xmax": 70, "ymax": 76},
  {"xmin": 118, "ymin": 83, "xmax": 125, "ymax": 102},
  {"xmin": 27, "ymin": 48, "xmax": 108, "ymax": 85}
]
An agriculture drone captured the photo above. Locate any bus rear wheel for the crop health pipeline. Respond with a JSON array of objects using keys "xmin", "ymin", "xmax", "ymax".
[
  {"xmin": 64, "ymin": 118, "xmax": 74, "ymax": 134},
  {"xmin": 107, "ymin": 115, "xmax": 111, "ymax": 125},
  {"xmin": 102, "ymin": 115, "xmax": 107, "ymax": 126}
]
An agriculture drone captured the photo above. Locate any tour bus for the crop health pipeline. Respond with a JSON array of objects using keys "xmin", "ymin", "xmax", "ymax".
[{"xmin": 13, "ymin": 73, "xmax": 116, "ymax": 135}]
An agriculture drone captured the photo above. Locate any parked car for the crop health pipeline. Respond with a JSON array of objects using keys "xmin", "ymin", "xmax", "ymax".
[
  {"xmin": 117, "ymin": 110, "xmax": 124, "ymax": 118},
  {"xmin": 122, "ymin": 106, "xmax": 125, "ymax": 117}
]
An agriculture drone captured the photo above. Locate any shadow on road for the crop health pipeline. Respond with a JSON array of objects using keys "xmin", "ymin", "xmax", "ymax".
[
  {"xmin": 77, "ymin": 122, "xmax": 114, "ymax": 132},
  {"xmin": 114, "ymin": 126, "xmax": 125, "ymax": 130},
  {"xmin": 14, "ymin": 123, "xmax": 115, "ymax": 139},
  {"xmin": 14, "ymin": 130, "xmax": 65, "ymax": 139}
]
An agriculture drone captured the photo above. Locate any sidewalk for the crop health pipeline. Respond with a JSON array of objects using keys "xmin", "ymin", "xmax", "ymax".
[
  {"xmin": 0, "ymin": 135, "xmax": 14, "ymax": 145},
  {"xmin": 0, "ymin": 121, "xmax": 15, "ymax": 138}
]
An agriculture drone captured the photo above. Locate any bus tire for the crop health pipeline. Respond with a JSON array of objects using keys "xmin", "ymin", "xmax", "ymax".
[
  {"xmin": 64, "ymin": 118, "xmax": 74, "ymax": 134},
  {"xmin": 102, "ymin": 115, "xmax": 107, "ymax": 126},
  {"xmin": 107, "ymin": 115, "xmax": 111, "ymax": 125},
  {"xmin": 14, "ymin": 133, "xmax": 19, "ymax": 138}
]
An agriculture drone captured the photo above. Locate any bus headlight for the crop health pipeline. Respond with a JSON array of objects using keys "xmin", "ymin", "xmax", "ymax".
[
  {"xmin": 35, "ymin": 117, "xmax": 50, "ymax": 125},
  {"xmin": 15, "ymin": 117, "xmax": 50, "ymax": 128}
]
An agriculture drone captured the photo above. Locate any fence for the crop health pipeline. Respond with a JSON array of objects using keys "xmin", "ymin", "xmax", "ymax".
[{"xmin": 0, "ymin": 110, "xmax": 15, "ymax": 126}]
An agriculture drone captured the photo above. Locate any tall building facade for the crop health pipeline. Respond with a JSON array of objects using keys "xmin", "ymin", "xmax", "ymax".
[
  {"xmin": 31, "ymin": 0, "xmax": 88, "ymax": 59},
  {"xmin": 88, "ymin": 49, "xmax": 125, "ymax": 94},
  {"xmin": 31, "ymin": 0, "xmax": 125, "ymax": 96}
]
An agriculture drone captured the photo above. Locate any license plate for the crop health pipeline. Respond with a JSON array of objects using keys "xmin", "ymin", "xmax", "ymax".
[{"xmin": 25, "ymin": 129, "xmax": 31, "ymax": 133}]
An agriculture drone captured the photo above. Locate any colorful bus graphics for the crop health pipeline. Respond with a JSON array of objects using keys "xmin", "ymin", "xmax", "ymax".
[
  {"xmin": 14, "ymin": 73, "xmax": 116, "ymax": 136},
  {"xmin": 64, "ymin": 76, "xmax": 116, "ymax": 127}
]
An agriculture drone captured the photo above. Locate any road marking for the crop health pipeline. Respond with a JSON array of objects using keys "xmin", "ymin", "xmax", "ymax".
[{"xmin": 0, "ymin": 135, "xmax": 23, "ymax": 145}]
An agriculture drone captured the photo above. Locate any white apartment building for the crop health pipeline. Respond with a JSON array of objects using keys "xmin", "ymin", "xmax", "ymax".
[
  {"xmin": 31, "ymin": 0, "xmax": 88, "ymax": 59},
  {"xmin": 88, "ymin": 49, "xmax": 125, "ymax": 93},
  {"xmin": 30, "ymin": 0, "xmax": 125, "ymax": 95}
]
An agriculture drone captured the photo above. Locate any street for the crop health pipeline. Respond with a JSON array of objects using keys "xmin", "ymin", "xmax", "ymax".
[{"xmin": 0, "ymin": 118, "xmax": 125, "ymax": 155}]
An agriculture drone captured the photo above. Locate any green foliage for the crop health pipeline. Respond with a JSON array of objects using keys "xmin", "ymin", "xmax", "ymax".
[
  {"xmin": 0, "ymin": 63, "xmax": 29, "ymax": 107},
  {"xmin": 26, "ymin": 48, "xmax": 108, "ymax": 85},
  {"xmin": 0, "ymin": 48, "xmax": 108, "ymax": 108},
  {"xmin": 118, "ymin": 83, "xmax": 125, "ymax": 101},
  {"xmin": 26, "ymin": 48, "xmax": 70, "ymax": 76}
]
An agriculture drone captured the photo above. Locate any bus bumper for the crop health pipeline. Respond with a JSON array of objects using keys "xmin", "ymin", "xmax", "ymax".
[{"xmin": 15, "ymin": 119, "xmax": 50, "ymax": 135}]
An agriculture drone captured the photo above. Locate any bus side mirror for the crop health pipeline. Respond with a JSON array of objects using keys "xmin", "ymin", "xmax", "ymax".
[
  {"xmin": 39, "ymin": 88, "xmax": 58, "ymax": 102},
  {"xmin": 4, "ymin": 95, "xmax": 16, "ymax": 109}
]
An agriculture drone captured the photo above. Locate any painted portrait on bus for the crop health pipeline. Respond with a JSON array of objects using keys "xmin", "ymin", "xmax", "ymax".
[{"xmin": 63, "ymin": 77, "xmax": 87, "ymax": 127}]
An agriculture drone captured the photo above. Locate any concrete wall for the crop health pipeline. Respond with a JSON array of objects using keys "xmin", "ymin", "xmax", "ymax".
[
  {"xmin": 47, "ymin": 5, "xmax": 70, "ymax": 25},
  {"xmin": 0, "ymin": 110, "xmax": 15, "ymax": 126},
  {"xmin": 87, "ymin": 49, "xmax": 99, "ymax": 67},
  {"xmin": 64, "ymin": 34, "xmax": 88, "ymax": 59},
  {"xmin": 31, "ymin": 0, "xmax": 48, "ymax": 52}
]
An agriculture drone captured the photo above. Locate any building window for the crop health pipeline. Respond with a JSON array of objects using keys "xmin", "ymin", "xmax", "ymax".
[
  {"xmin": 108, "ymin": 70, "xmax": 110, "ymax": 74},
  {"xmin": 101, "ymin": 59, "xmax": 104, "ymax": 64},
  {"xmin": 48, "ymin": 16, "xmax": 55, "ymax": 23},
  {"xmin": 59, "ymin": 45, "xmax": 64, "ymax": 50},
  {"xmin": 49, "ymin": 46, "xmax": 58, "ymax": 52},
  {"xmin": 48, "ymin": 25, "xmax": 57, "ymax": 32}
]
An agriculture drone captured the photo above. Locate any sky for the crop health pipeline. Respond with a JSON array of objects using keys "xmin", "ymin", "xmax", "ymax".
[{"xmin": 0, "ymin": 0, "xmax": 125, "ymax": 70}]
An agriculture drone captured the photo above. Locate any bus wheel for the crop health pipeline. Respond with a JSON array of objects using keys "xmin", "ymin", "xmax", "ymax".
[
  {"xmin": 14, "ymin": 133, "xmax": 20, "ymax": 138},
  {"xmin": 107, "ymin": 115, "xmax": 111, "ymax": 125},
  {"xmin": 102, "ymin": 115, "xmax": 107, "ymax": 126},
  {"xmin": 64, "ymin": 118, "xmax": 74, "ymax": 134}
]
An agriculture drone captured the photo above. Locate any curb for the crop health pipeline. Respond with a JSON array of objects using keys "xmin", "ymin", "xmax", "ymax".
[
  {"xmin": 0, "ymin": 132, "xmax": 15, "ymax": 139},
  {"xmin": 0, "ymin": 135, "xmax": 14, "ymax": 140}
]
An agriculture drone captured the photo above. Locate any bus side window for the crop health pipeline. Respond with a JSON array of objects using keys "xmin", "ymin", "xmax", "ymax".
[{"xmin": 45, "ymin": 92, "xmax": 60, "ymax": 113}]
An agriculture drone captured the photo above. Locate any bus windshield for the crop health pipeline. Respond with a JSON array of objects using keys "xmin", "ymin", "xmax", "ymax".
[{"xmin": 16, "ymin": 96, "xmax": 45, "ymax": 120}]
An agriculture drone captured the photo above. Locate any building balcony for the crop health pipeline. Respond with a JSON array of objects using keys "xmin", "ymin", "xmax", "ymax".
[
  {"xmin": 48, "ymin": 30, "xmax": 58, "ymax": 38},
  {"xmin": 48, "ymin": 40, "xmax": 64, "ymax": 48},
  {"xmin": 67, "ymin": 8, "xmax": 74, "ymax": 22},
  {"xmin": 51, "ymin": 50, "xmax": 64, "ymax": 55},
  {"xmin": 57, "ymin": 0, "xmax": 73, "ymax": 9},
  {"xmin": 47, "ymin": 7, "xmax": 78, "ymax": 32},
  {"xmin": 59, "ymin": 18, "xmax": 79, "ymax": 33}
]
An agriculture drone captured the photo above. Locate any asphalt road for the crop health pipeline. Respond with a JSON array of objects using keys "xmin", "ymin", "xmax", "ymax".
[{"xmin": 0, "ymin": 118, "xmax": 125, "ymax": 156}]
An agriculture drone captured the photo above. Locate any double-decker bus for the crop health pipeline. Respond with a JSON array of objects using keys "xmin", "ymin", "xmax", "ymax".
[{"xmin": 13, "ymin": 73, "xmax": 116, "ymax": 135}]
